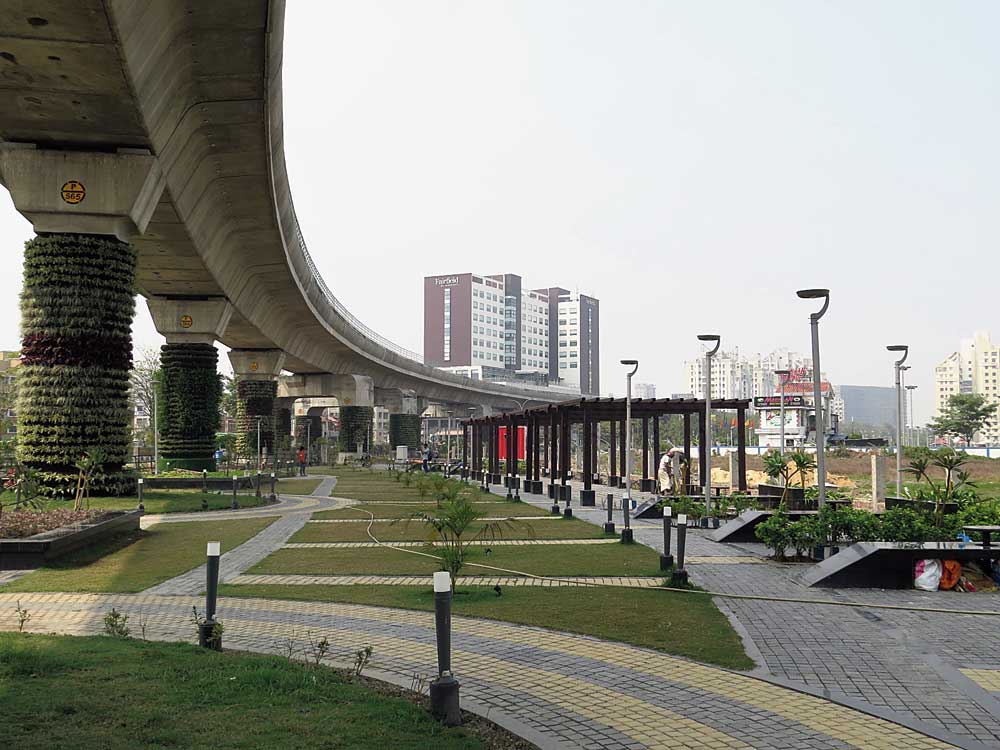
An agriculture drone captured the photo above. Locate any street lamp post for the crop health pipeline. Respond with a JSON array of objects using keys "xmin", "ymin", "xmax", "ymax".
[
  {"xmin": 797, "ymin": 289, "xmax": 830, "ymax": 507},
  {"xmin": 775, "ymin": 369, "xmax": 790, "ymax": 458},
  {"xmin": 887, "ymin": 345, "xmax": 909, "ymax": 494},
  {"xmin": 152, "ymin": 380, "xmax": 159, "ymax": 475},
  {"xmin": 620, "ymin": 360, "xmax": 639, "ymax": 510},
  {"xmin": 697, "ymin": 335, "xmax": 721, "ymax": 518},
  {"xmin": 906, "ymin": 384, "xmax": 918, "ymax": 447},
  {"xmin": 445, "ymin": 410, "xmax": 453, "ymax": 477}
]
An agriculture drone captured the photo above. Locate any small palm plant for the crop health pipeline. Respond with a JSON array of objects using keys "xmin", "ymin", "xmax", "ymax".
[
  {"xmin": 905, "ymin": 449, "xmax": 974, "ymax": 527},
  {"xmin": 413, "ymin": 495, "xmax": 525, "ymax": 587},
  {"xmin": 788, "ymin": 451, "xmax": 817, "ymax": 489},
  {"xmin": 762, "ymin": 451, "xmax": 795, "ymax": 503}
]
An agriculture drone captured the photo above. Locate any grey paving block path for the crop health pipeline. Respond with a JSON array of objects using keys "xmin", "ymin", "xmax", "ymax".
[{"xmin": 511, "ymin": 478, "xmax": 1000, "ymax": 748}]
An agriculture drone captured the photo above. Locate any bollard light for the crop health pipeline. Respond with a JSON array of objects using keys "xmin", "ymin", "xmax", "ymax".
[
  {"xmin": 671, "ymin": 514, "xmax": 689, "ymax": 585},
  {"xmin": 137, "ymin": 477, "xmax": 144, "ymax": 512},
  {"xmin": 255, "ymin": 471, "xmax": 262, "ymax": 499},
  {"xmin": 200, "ymin": 541, "xmax": 223, "ymax": 650},
  {"xmin": 604, "ymin": 493, "xmax": 615, "ymax": 534},
  {"xmin": 202, "ymin": 468, "xmax": 208, "ymax": 493},
  {"xmin": 231, "ymin": 475, "xmax": 239, "ymax": 510},
  {"xmin": 270, "ymin": 472, "xmax": 277, "ymax": 502},
  {"xmin": 660, "ymin": 505, "xmax": 674, "ymax": 570},
  {"xmin": 620, "ymin": 494, "xmax": 634, "ymax": 544},
  {"xmin": 430, "ymin": 571, "xmax": 461, "ymax": 726}
]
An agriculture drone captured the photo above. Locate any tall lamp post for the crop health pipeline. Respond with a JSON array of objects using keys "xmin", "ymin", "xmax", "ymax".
[
  {"xmin": 887, "ymin": 345, "xmax": 909, "ymax": 494},
  {"xmin": 775, "ymin": 369, "xmax": 790, "ymax": 457},
  {"xmin": 797, "ymin": 289, "xmax": 830, "ymax": 508},
  {"xmin": 906, "ymin": 384, "xmax": 918, "ymax": 448},
  {"xmin": 697, "ymin": 335, "xmax": 721, "ymax": 517},
  {"xmin": 620, "ymin": 360, "xmax": 639, "ymax": 509},
  {"xmin": 445, "ymin": 410, "xmax": 453, "ymax": 476}
]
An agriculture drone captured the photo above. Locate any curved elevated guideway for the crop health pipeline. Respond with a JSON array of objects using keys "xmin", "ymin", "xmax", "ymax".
[{"xmin": 0, "ymin": 0, "xmax": 551, "ymax": 410}]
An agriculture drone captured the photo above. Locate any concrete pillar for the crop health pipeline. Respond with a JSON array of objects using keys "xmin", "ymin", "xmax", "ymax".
[
  {"xmin": 229, "ymin": 349, "xmax": 286, "ymax": 467},
  {"xmin": 0, "ymin": 146, "xmax": 165, "ymax": 495},
  {"xmin": 147, "ymin": 298, "xmax": 233, "ymax": 471},
  {"xmin": 871, "ymin": 454, "xmax": 887, "ymax": 511}
]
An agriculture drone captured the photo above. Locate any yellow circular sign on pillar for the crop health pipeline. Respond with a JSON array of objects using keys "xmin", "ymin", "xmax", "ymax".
[
  {"xmin": 250, "ymin": 362, "xmax": 259, "ymax": 372},
  {"xmin": 179, "ymin": 315, "xmax": 193, "ymax": 329},
  {"xmin": 60, "ymin": 180, "xmax": 86, "ymax": 204}
]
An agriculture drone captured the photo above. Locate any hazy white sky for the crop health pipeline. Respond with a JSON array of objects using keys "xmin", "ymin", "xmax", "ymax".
[{"xmin": 1, "ymin": 1, "xmax": 998, "ymax": 422}]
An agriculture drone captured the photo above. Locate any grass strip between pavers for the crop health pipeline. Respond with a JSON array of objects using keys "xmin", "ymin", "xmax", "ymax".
[
  {"xmin": 1, "ymin": 517, "xmax": 278, "ymax": 594},
  {"xmin": 251, "ymin": 541, "xmax": 663, "ymax": 578},
  {"xmin": 0, "ymin": 634, "xmax": 489, "ymax": 750},
  {"xmin": 315, "ymin": 502, "xmax": 551, "ymax": 520},
  {"xmin": 216, "ymin": 584, "xmax": 753, "ymax": 670}
]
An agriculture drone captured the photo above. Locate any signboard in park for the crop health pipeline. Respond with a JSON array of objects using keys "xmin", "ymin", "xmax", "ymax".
[
  {"xmin": 754, "ymin": 395, "xmax": 805, "ymax": 408},
  {"xmin": 395, "ymin": 446, "xmax": 408, "ymax": 461}
]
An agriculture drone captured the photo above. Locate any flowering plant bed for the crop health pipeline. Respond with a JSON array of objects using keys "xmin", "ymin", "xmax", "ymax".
[{"xmin": 0, "ymin": 509, "xmax": 103, "ymax": 539}]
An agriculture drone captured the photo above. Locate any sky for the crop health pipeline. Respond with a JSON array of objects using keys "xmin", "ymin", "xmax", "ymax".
[{"xmin": 2, "ymin": 1, "xmax": 999, "ymax": 423}]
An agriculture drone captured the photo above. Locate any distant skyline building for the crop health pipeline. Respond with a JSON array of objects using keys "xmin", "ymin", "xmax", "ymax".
[
  {"xmin": 634, "ymin": 383, "xmax": 656, "ymax": 400},
  {"xmin": 683, "ymin": 348, "xmax": 813, "ymax": 401},
  {"xmin": 835, "ymin": 385, "xmax": 898, "ymax": 430},
  {"xmin": 934, "ymin": 331, "xmax": 1000, "ymax": 444},
  {"xmin": 423, "ymin": 273, "xmax": 600, "ymax": 395}
]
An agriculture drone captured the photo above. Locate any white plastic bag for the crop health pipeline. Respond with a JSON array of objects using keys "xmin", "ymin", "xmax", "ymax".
[{"xmin": 914, "ymin": 559, "xmax": 942, "ymax": 591}]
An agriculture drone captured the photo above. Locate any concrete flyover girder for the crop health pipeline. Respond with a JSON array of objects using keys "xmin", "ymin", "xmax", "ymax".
[
  {"xmin": 0, "ymin": 2, "xmax": 558, "ymax": 412},
  {"xmin": 229, "ymin": 349, "xmax": 286, "ymax": 381},
  {"xmin": 146, "ymin": 297, "xmax": 234, "ymax": 346},
  {"xmin": 278, "ymin": 374, "xmax": 374, "ymax": 408}
]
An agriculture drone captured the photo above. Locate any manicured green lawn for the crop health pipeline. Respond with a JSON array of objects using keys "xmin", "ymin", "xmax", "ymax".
[
  {"xmin": 314, "ymin": 501, "xmax": 548, "ymax": 520},
  {"xmin": 251, "ymin": 541, "xmax": 662, "ymax": 577},
  {"xmin": 20, "ymin": 490, "xmax": 270, "ymax": 515},
  {"xmin": 292, "ymin": 516, "xmax": 610, "ymax": 543},
  {"xmin": 0, "ymin": 634, "xmax": 486, "ymax": 750},
  {"xmin": 217, "ymin": 584, "xmax": 752, "ymax": 670},
  {"xmin": 276, "ymin": 478, "xmax": 323, "ymax": 495},
  {"xmin": 1, "ymin": 517, "xmax": 277, "ymax": 593}
]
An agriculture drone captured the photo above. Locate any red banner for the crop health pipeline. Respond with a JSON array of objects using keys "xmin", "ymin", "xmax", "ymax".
[{"xmin": 497, "ymin": 426, "xmax": 526, "ymax": 460}]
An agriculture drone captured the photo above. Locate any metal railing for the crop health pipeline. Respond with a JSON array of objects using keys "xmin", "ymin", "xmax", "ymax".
[{"xmin": 290, "ymin": 204, "xmax": 425, "ymax": 364}]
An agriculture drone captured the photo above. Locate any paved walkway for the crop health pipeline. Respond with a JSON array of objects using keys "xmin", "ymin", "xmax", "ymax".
[
  {"xmin": 516, "ymin": 479, "xmax": 1000, "ymax": 748},
  {"xmin": 0, "ymin": 592, "xmax": 974, "ymax": 750}
]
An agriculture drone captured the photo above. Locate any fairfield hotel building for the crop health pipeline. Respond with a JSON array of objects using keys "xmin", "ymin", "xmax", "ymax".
[{"xmin": 423, "ymin": 273, "xmax": 600, "ymax": 396}]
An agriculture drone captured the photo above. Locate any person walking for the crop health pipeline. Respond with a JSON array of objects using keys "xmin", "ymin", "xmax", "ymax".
[
  {"xmin": 297, "ymin": 445, "xmax": 307, "ymax": 477},
  {"xmin": 422, "ymin": 443, "xmax": 432, "ymax": 473}
]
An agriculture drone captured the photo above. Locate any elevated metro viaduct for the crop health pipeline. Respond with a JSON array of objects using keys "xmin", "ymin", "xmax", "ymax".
[{"xmin": 0, "ymin": 2, "xmax": 555, "ymax": 483}]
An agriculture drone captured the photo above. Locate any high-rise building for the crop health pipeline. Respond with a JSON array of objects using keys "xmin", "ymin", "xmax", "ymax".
[
  {"xmin": 934, "ymin": 331, "xmax": 1000, "ymax": 444},
  {"xmin": 634, "ymin": 383, "xmax": 656, "ymax": 400},
  {"xmin": 835, "ymin": 385, "xmax": 897, "ymax": 430},
  {"xmin": 424, "ymin": 273, "xmax": 600, "ymax": 395},
  {"xmin": 683, "ymin": 348, "xmax": 811, "ymax": 401}
]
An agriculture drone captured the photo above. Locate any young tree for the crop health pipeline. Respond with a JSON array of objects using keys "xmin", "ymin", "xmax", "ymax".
[
  {"xmin": 930, "ymin": 393, "xmax": 995, "ymax": 446},
  {"xmin": 221, "ymin": 374, "xmax": 239, "ymax": 429},
  {"xmin": 130, "ymin": 346, "xmax": 160, "ymax": 444}
]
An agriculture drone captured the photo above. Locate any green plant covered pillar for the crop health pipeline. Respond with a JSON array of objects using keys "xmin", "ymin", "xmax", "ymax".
[
  {"xmin": 389, "ymin": 413, "xmax": 421, "ymax": 450},
  {"xmin": 228, "ymin": 350, "xmax": 286, "ymax": 468},
  {"xmin": 236, "ymin": 379, "xmax": 277, "ymax": 461},
  {"xmin": 158, "ymin": 343, "xmax": 222, "ymax": 471},
  {"xmin": 17, "ymin": 234, "xmax": 136, "ymax": 496},
  {"xmin": 339, "ymin": 406, "xmax": 374, "ymax": 453}
]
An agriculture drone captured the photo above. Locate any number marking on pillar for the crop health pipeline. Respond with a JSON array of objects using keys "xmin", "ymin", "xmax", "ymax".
[{"xmin": 60, "ymin": 180, "xmax": 86, "ymax": 204}]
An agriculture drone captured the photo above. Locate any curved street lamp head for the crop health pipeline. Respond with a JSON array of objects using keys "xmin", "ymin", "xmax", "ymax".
[
  {"xmin": 906, "ymin": 384, "xmax": 918, "ymax": 391},
  {"xmin": 796, "ymin": 288, "xmax": 830, "ymax": 320},
  {"xmin": 887, "ymin": 344, "xmax": 909, "ymax": 366},
  {"xmin": 697, "ymin": 334, "xmax": 721, "ymax": 357},
  {"xmin": 620, "ymin": 359, "xmax": 639, "ymax": 376}
]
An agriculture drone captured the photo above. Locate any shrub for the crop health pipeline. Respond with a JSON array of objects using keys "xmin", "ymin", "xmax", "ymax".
[{"xmin": 755, "ymin": 507, "xmax": 791, "ymax": 560}]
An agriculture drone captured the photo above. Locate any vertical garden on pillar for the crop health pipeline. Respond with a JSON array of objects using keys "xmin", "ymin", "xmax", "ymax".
[
  {"xmin": 17, "ymin": 234, "xmax": 136, "ymax": 496},
  {"xmin": 389, "ymin": 413, "xmax": 421, "ymax": 451},
  {"xmin": 236, "ymin": 379, "xmax": 276, "ymax": 462},
  {"xmin": 159, "ymin": 343, "xmax": 222, "ymax": 471},
  {"xmin": 338, "ymin": 406, "xmax": 373, "ymax": 453}
]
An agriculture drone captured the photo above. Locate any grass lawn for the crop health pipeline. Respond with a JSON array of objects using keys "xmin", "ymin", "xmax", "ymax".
[
  {"xmin": 16, "ymin": 490, "xmax": 271, "ymax": 515},
  {"xmin": 251, "ymin": 541, "xmax": 662, "ymax": 578},
  {"xmin": 1, "ymin": 517, "xmax": 277, "ymax": 594},
  {"xmin": 276, "ymin": 478, "xmax": 324, "ymax": 495},
  {"xmin": 217, "ymin": 584, "xmax": 752, "ymax": 670},
  {"xmin": 292, "ymin": 516, "xmax": 610, "ymax": 544},
  {"xmin": 0, "ymin": 634, "xmax": 488, "ymax": 750},
  {"xmin": 314, "ymin": 501, "xmax": 549, "ymax": 520}
]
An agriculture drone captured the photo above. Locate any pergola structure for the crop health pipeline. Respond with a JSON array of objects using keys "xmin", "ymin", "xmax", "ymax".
[{"xmin": 462, "ymin": 396, "xmax": 751, "ymax": 506}]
